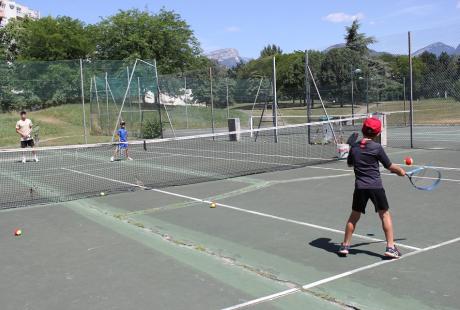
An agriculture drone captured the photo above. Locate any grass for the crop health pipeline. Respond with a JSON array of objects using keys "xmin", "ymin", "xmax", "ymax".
[
  {"xmin": 369, "ymin": 98, "xmax": 460, "ymax": 125},
  {"xmin": 160, "ymin": 105, "xmax": 250, "ymax": 129},
  {"xmin": 0, "ymin": 104, "xmax": 250, "ymax": 148},
  {"xmin": 0, "ymin": 104, "xmax": 112, "ymax": 148},
  {"xmin": 1, "ymin": 97, "xmax": 457, "ymax": 148}
]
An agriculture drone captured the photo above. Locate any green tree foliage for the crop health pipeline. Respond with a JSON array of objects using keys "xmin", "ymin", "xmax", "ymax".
[
  {"xmin": 0, "ymin": 20, "xmax": 24, "ymax": 61},
  {"xmin": 0, "ymin": 17, "xmax": 92, "ymax": 61},
  {"xmin": 259, "ymin": 44, "xmax": 283, "ymax": 58},
  {"xmin": 319, "ymin": 48, "xmax": 361, "ymax": 106},
  {"xmin": 345, "ymin": 20, "xmax": 376, "ymax": 55},
  {"xmin": 90, "ymin": 9, "xmax": 204, "ymax": 73},
  {"xmin": 276, "ymin": 52, "xmax": 305, "ymax": 104}
]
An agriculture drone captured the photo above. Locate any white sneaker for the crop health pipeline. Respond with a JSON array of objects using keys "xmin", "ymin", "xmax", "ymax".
[
  {"xmin": 110, "ymin": 156, "xmax": 115, "ymax": 162},
  {"xmin": 22, "ymin": 158, "xmax": 26, "ymax": 164},
  {"xmin": 127, "ymin": 157, "xmax": 133, "ymax": 161}
]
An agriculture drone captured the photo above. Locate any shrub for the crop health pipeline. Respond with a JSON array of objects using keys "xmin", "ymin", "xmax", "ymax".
[{"xmin": 142, "ymin": 118, "xmax": 162, "ymax": 139}]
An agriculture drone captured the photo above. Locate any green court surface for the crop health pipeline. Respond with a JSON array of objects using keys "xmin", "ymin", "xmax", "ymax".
[{"xmin": 1, "ymin": 147, "xmax": 459, "ymax": 309}]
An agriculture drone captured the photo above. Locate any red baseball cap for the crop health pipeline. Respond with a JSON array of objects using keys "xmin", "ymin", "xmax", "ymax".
[{"xmin": 362, "ymin": 117, "xmax": 382, "ymax": 135}]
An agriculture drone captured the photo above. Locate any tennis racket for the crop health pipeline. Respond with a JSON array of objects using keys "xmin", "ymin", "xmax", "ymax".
[
  {"xmin": 32, "ymin": 126, "xmax": 40, "ymax": 145},
  {"xmin": 406, "ymin": 166, "xmax": 442, "ymax": 191},
  {"xmin": 346, "ymin": 132, "xmax": 359, "ymax": 146}
]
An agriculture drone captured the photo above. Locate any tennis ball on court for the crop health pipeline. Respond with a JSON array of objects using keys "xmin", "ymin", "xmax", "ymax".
[
  {"xmin": 210, "ymin": 202, "xmax": 217, "ymax": 208},
  {"xmin": 100, "ymin": 192, "xmax": 106, "ymax": 196},
  {"xmin": 404, "ymin": 157, "xmax": 414, "ymax": 166},
  {"xmin": 14, "ymin": 229, "xmax": 22, "ymax": 236}
]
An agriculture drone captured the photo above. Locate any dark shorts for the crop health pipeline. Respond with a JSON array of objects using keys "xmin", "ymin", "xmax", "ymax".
[
  {"xmin": 352, "ymin": 188, "xmax": 389, "ymax": 214},
  {"xmin": 20, "ymin": 139, "xmax": 34, "ymax": 148}
]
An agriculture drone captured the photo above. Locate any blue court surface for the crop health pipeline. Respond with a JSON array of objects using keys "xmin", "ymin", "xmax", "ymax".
[{"xmin": 1, "ymin": 147, "xmax": 459, "ymax": 310}]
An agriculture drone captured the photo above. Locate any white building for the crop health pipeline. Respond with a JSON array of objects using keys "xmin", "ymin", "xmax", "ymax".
[{"xmin": 0, "ymin": 0, "xmax": 40, "ymax": 27}]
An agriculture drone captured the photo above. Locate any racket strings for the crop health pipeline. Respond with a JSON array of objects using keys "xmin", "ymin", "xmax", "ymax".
[{"xmin": 409, "ymin": 168, "xmax": 441, "ymax": 190}]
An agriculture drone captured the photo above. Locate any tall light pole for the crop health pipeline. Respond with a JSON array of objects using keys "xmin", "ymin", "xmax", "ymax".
[
  {"xmin": 351, "ymin": 67, "xmax": 362, "ymax": 124},
  {"xmin": 365, "ymin": 76, "xmax": 369, "ymax": 114}
]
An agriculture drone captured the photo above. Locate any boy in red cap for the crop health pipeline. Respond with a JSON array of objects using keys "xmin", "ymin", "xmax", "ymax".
[{"xmin": 339, "ymin": 117, "xmax": 406, "ymax": 258}]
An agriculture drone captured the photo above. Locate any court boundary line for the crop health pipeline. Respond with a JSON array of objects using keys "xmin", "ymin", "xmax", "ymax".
[
  {"xmin": 61, "ymin": 167, "xmax": 421, "ymax": 252},
  {"xmin": 221, "ymin": 236, "xmax": 460, "ymax": 310}
]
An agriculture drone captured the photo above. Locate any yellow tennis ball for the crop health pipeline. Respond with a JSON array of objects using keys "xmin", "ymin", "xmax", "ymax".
[
  {"xmin": 100, "ymin": 192, "xmax": 105, "ymax": 196},
  {"xmin": 210, "ymin": 202, "xmax": 216, "ymax": 208}
]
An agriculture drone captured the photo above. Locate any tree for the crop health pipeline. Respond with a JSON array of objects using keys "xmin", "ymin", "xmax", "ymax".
[
  {"xmin": 259, "ymin": 44, "xmax": 283, "ymax": 58},
  {"xmin": 0, "ymin": 19, "xmax": 24, "ymax": 62},
  {"xmin": 345, "ymin": 20, "xmax": 376, "ymax": 55},
  {"xmin": 277, "ymin": 52, "xmax": 305, "ymax": 104},
  {"xmin": 319, "ymin": 48, "xmax": 361, "ymax": 106},
  {"xmin": 90, "ymin": 9, "xmax": 203, "ymax": 73},
  {"xmin": 0, "ymin": 17, "xmax": 92, "ymax": 61}
]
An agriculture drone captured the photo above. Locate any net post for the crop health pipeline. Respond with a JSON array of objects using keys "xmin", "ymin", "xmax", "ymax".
[
  {"xmin": 408, "ymin": 31, "xmax": 414, "ymax": 149},
  {"xmin": 79, "ymin": 59, "xmax": 88, "ymax": 144},
  {"xmin": 209, "ymin": 67, "xmax": 215, "ymax": 138},
  {"xmin": 272, "ymin": 56, "xmax": 278, "ymax": 143}
]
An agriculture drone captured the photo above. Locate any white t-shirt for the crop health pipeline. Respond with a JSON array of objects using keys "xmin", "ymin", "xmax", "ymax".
[{"xmin": 16, "ymin": 119, "xmax": 33, "ymax": 141}]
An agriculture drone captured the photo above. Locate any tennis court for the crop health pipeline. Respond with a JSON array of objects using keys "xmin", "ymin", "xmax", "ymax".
[
  {"xmin": 388, "ymin": 125, "xmax": 460, "ymax": 150},
  {"xmin": 1, "ymin": 122, "xmax": 460, "ymax": 309}
]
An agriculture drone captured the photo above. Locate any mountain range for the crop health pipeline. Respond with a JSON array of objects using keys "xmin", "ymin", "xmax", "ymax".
[
  {"xmin": 205, "ymin": 48, "xmax": 251, "ymax": 68},
  {"xmin": 413, "ymin": 42, "xmax": 460, "ymax": 57},
  {"xmin": 207, "ymin": 42, "xmax": 460, "ymax": 68}
]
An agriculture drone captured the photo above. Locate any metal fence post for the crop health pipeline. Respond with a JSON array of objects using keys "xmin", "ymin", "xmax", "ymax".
[
  {"xmin": 408, "ymin": 31, "xmax": 414, "ymax": 148},
  {"xmin": 272, "ymin": 56, "xmax": 278, "ymax": 143},
  {"xmin": 305, "ymin": 50, "xmax": 311, "ymax": 143},
  {"xmin": 209, "ymin": 67, "xmax": 215, "ymax": 137},
  {"xmin": 79, "ymin": 59, "xmax": 88, "ymax": 144}
]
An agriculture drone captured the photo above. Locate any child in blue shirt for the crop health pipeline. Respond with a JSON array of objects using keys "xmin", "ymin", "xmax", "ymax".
[{"xmin": 111, "ymin": 121, "xmax": 133, "ymax": 162}]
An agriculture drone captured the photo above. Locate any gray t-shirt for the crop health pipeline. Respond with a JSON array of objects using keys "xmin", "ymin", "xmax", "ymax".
[{"xmin": 347, "ymin": 140, "xmax": 392, "ymax": 189}]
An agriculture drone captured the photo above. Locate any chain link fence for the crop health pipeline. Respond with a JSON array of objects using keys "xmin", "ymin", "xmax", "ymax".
[{"xmin": 1, "ymin": 22, "xmax": 459, "ymax": 150}]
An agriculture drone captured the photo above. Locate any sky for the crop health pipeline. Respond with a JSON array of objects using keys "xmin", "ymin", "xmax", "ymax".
[{"xmin": 19, "ymin": 0, "xmax": 460, "ymax": 57}]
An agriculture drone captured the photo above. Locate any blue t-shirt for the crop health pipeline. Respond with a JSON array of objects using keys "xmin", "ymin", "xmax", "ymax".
[
  {"xmin": 347, "ymin": 140, "xmax": 392, "ymax": 189},
  {"xmin": 117, "ymin": 128, "xmax": 128, "ymax": 142}
]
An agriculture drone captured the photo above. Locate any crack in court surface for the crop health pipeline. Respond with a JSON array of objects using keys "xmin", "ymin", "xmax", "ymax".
[{"xmin": 71, "ymin": 199, "xmax": 366, "ymax": 310}]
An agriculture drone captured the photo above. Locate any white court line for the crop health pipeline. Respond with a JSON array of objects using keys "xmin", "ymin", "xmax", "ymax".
[
  {"xmin": 61, "ymin": 168, "xmax": 421, "ymax": 251},
  {"xmin": 222, "ymin": 236, "xmax": 460, "ymax": 310}
]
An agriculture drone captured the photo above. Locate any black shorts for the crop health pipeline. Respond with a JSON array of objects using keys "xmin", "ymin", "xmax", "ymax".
[
  {"xmin": 352, "ymin": 188, "xmax": 389, "ymax": 214},
  {"xmin": 20, "ymin": 139, "xmax": 34, "ymax": 148}
]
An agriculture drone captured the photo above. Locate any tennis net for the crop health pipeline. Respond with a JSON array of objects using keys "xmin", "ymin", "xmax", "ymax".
[{"xmin": 0, "ymin": 116, "xmax": 366, "ymax": 209}]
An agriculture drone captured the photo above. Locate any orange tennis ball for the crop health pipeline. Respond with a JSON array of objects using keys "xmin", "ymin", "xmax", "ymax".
[{"xmin": 405, "ymin": 157, "xmax": 413, "ymax": 166}]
